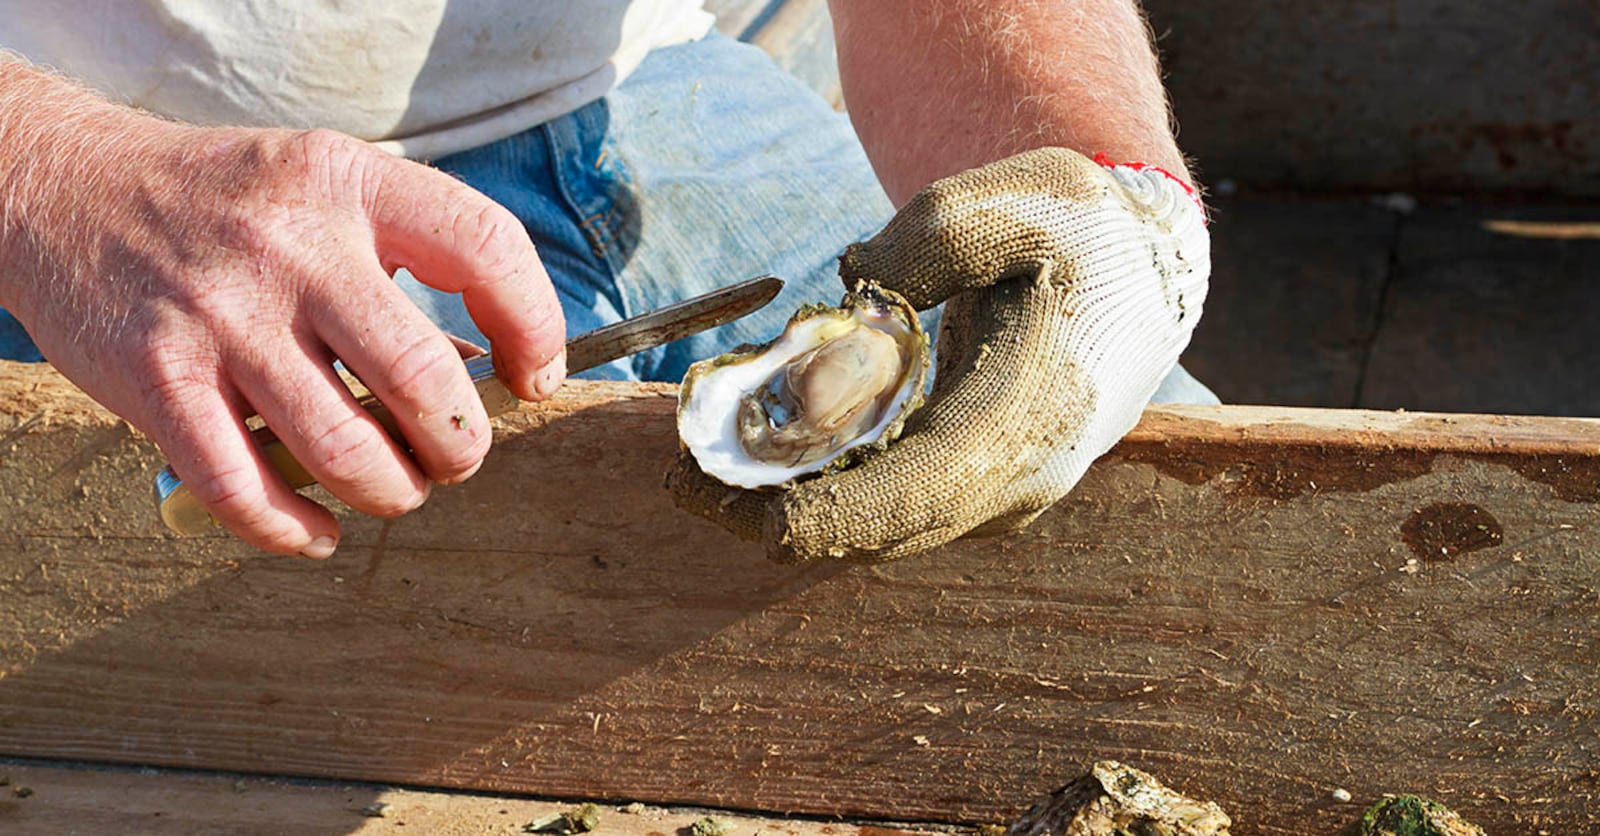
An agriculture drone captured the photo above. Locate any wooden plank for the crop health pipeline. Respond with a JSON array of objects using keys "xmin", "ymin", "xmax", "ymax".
[
  {"xmin": 1359, "ymin": 203, "xmax": 1600, "ymax": 417},
  {"xmin": 704, "ymin": 0, "xmax": 775, "ymax": 39},
  {"xmin": 1, "ymin": 361, "xmax": 1598, "ymax": 834},
  {"xmin": 708, "ymin": 0, "xmax": 842, "ymax": 110},
  {"xmin": 1181, "ymin": 196, "xmax": 1395, "ymax": 408},
  {"xmin": 744, "ymin": 0, "xmax": 842, "ymax": 111},
  {"xmin": 0, "ymin": 761, "xmax": 942, "ymax": 835}
]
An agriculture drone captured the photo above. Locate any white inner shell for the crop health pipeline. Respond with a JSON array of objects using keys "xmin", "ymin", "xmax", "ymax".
[{"xmin": 679, "ymin": 306, "xmax": 920, "ymax": 489}]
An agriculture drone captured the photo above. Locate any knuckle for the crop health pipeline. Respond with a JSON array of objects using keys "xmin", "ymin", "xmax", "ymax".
[
  {"xmin": 428, "ymin": 430, "xmax": 491, "ymax": 485},
  {"xmin": 206, "ymin": 128, "xmax": 369, "ymax": 229},
  {"xmin": 369, "ymin": 332, "xmax": 491, "ymax": 486},
  {"xmin": 134, "ymin": 348, "xmax": 218, "ymax": 417},
  {"xmin": 302, "ymin": 412, "xmax": 393, "ymax": 487},
  {"xmin": 186, "ymin": 465, "xmax": 300, "ymax": 551},
  {"xmin": 280, "ymin": 128, "xmax": 371, "ymax": 197},
  {"xmin": 291, "ymin": 128, "xmax": 363, "ymax": 165},
  {"xmin": 185, "ymin": 466, "xmax": 256, "ymax": 518},
  {"xmin": 382, "ymin": 333, "xmax": 461, "ymax": 396},
  {"xmin": 299, "ymin": 412, "xmax": 425, "ymax": 518},
  {"xmin": 519, "ymin": 301, "xmax": 566, "ymax": 364},
  {"xmin": 460, "ymin": 202, "xmax": 529, "ymax": 274},
  {"xmin": 523, "ymin": 284, "xmax": 563, "ymax": 332}
]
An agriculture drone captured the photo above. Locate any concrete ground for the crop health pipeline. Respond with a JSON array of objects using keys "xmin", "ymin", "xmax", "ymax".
[{"xmin": 1184, "ymin": 195, "xmax": 1600, "ymax": 417}]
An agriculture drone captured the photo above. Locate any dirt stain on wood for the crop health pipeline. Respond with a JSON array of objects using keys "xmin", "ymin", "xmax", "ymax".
[
  {"xmin": 1400, "ymin": 502, "xmax": 1504, "ymax": 562},
  {"xmin": 1117, "ymin": 441, "xmax": 1437, "ymax": 500},
  {"xmin": 1505, "ymin": 455, "xmax": 1600, "ymax": 502}
]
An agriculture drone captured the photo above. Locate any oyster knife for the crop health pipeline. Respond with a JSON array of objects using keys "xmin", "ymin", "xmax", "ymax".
[{"xmin": 155, "ymin": 275, "xmax": 785, "ymax": 536}]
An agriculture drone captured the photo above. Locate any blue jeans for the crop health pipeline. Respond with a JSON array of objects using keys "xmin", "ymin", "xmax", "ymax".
[
  {"xmin": 0, "ymin": 33, "xmax": 1217, "ymax": 404},
  {"xmin": 396, "ymin": 31, "xmax": 904, "ymax": 382}
]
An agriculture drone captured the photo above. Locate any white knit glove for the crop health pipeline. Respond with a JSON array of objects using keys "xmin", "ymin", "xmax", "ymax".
[{"xmin": 669, "ymin": 147, "xmax": 1209, "ymax": 562}]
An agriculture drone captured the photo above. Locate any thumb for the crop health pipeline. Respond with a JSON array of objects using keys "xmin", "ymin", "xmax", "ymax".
[
  {"xmin": 837, "ymin": 147, "xmax": 1110, "ymax": 310},
  {"xmin": 664, "ymin": 449, "xmax": 772, "ymax": 542},
  {"xmin": 765, "ymin": 278, "xmax": 1096, "ymax": 563}
]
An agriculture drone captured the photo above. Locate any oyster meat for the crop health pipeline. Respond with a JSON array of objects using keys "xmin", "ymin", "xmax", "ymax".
[{"xmin": 678, "ymin": 283, "xmax": 929, "ymax": 489}]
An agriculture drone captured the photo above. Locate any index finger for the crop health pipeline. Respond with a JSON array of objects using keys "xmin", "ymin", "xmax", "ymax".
[{"xmin": 361, "ymin": 154, "xmax": 567, "ymax": 401}]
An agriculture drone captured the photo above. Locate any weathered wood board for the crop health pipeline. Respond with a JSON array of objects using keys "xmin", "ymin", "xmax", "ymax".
[
  {"xmin": 1, "ymin": 362, "xmax": 1598, "ymax": 834},
  {"xmin": 707, "ymin": 0, "xmax": 842, "ymax": 109},
  {"xmin": 0, "ymin": 760, "xmax": 939, "ymax": 836}
]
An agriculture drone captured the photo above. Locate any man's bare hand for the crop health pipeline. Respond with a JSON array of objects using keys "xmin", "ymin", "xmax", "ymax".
[{"xmin": 0, "ymin": 66, "xmax": 566, "ymax": 557}]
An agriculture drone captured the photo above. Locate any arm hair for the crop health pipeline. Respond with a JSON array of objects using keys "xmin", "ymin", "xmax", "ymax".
[{"xmin": 828, "ymin": 0, "xmax": 1190, "ymax": 205}]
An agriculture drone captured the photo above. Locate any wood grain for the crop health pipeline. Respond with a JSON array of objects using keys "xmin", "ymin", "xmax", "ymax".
[{"xmin": 1, "ymin": 362, "xmax": 1597, "ymax": 834}]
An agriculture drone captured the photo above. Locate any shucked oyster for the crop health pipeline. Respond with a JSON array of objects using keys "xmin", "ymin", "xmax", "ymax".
[{"xmin": 678, "ymin": 283, "xmax": 929, "ymax": 489}]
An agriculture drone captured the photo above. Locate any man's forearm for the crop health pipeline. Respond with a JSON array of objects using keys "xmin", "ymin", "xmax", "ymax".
[
  {"xmin": 828, "ymin": 0, "xmax": 1188, "ymax": 205},
  {"xmin": 0, "ymin": 60, "xmax": 161, "ymax": 317}
]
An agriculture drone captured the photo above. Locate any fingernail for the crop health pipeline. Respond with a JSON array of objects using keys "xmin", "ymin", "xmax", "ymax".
[
  {"xmin": 301, "ymin": 535, "xmax": 338, "ymax": 559},
  {"xmin": 532, "ymin": 349, "xmax": 566, "ymax": 399}
]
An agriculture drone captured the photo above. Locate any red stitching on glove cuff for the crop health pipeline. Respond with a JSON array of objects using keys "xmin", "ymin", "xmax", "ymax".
[{"xmin": 1092, "ymin": 152, "xmax": 1207, "ymax": 223}]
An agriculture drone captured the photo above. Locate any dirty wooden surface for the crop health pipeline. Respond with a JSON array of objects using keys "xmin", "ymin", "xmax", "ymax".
[
  {"xmin": 708, "ymin": 0, "xmax": 841, "ymax": 109},
  {"xmin": 0, "ymin": 760, "xmax": 944, "ymax": 836},
  {"xmin": 2, "ymin": 363, "xmax": 1597, "ymax": 834}
]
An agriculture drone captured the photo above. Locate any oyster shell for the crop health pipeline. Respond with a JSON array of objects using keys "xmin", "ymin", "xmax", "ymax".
[{"xmin": 678, "ymin": 283, "xmax": 929, "ymax": 489}]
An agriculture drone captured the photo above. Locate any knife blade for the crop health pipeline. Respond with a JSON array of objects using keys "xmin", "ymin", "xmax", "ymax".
[{"xmin": 155, "ymin": 274, "xmax": 785, "ymax": 536}]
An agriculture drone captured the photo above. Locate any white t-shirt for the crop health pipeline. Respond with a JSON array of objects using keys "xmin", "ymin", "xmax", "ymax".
[{"xmin": 0, "ymin": 1, "xmax": 713, "ymax": 159}]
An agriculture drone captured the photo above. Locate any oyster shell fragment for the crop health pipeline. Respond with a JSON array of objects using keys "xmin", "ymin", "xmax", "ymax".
[{"xmin": 678, "ymin": 283, "xmax": 929, "ymax": 489}]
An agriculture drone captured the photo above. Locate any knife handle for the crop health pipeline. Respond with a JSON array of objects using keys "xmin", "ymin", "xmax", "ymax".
[{"xmin": 155, "ymin": 354, "xmax": 518, "ymax": 536}]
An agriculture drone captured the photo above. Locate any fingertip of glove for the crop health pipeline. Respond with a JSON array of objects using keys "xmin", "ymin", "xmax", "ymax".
[
  {"xmin": 661, "ymin": 449, "xmax": 697, "ymax": 497},
  {"xmin": 763, "ymin": 486, "xmax": 942, "ymax": 565},
  {"xmin": 664, "ymin": 450, "xmax": 767, "ymax": 544},
  {"xmin": 836, "ymin": 242, "xmax": 875, "ymax": 292}
]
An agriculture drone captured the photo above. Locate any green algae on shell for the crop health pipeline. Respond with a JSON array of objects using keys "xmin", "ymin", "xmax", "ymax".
[{"xmin": 1340, "ymin": 795, "xmax": 1485, "ymax": 836}]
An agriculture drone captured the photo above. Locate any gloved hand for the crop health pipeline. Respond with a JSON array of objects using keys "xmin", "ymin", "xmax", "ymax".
[{"xmin": 667, "ymin": 147, "xmax": 1209, "ymax": 563}]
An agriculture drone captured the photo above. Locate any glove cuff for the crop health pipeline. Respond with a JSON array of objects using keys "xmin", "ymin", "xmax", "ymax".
[{"xmin": 1090, "ymin": 152, "xmax": 1207, "ymax": 223}]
